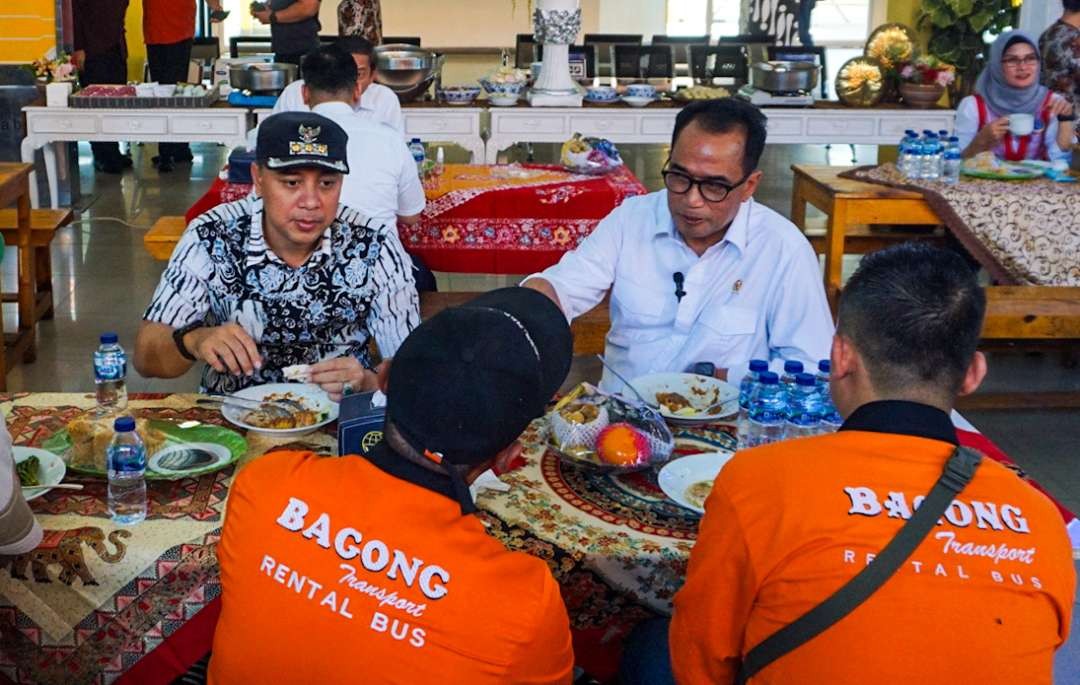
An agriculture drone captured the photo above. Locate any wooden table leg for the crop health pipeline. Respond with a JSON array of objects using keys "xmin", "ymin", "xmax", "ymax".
[
  {"xmin": 36, "ymin": 246, "xmax": 53, "ymax": 320},
  {"xmin": 790, "ymin": 176, "xmax": 807, "ymax": 232},
  {"xmin": 16, "ymin": 190, "xmax": 36, "ymax": 363},
  {"xmin": 824, "ymin": 197, "xmax": 847, "ymax": 313}
]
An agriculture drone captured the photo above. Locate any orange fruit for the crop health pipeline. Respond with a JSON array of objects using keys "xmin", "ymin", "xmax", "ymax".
[{"xmin": 596, "ymin": 423, "xmax": 650, "ymax": 466}]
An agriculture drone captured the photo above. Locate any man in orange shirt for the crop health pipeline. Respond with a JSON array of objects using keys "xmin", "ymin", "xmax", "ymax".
[
  {"xmin": 625, "ymin": 243, "xmax": 1076, "ymax": 684},
  {"xmin": 210, "ymin": 287, "xmax": 576, "ymax": 684},
  {"xmin": 142, "ymin": 0, "xmax": 222, "ymax": 172}
]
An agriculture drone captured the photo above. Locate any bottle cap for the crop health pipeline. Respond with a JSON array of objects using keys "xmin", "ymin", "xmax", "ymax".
[
  {"xmin": 759, "ymin": 371, "xmax": 779, "ymax": 385},
  {"xmin": 795, "ymin": 372, "xmax": 816, "ymax": 386},
  {"xmin": 818, "ymin": 359, "xmax": 830, "ymax": 373},
  {"xmin": 411, "ymin": 138, "xmax": 420, "ymax": 144},
  {"xmin": 100, "ymin": 332, "xmax": 118, "ymax": 344},
  {"xmin": 749, "ymin": 359, "xmax": 769, "ymax": 373},
  {"xmin": 783, "ymin": 360, "xmax": 804, "ymax": 374},
  {"xmin": 114, "ymin": 416, "xmax": 136, "ymax": 432}
]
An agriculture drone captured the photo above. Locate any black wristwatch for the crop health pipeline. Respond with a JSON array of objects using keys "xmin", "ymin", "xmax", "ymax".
[
  {"xmin": 1058, "ymin": 113, "xmax": 1076, "ymax": 123},
  {"xmin": 173, "ymin": 322, "xmax": 203, "ymax": 361},
  {"xmin": 269, "ymin": 9, "xmax": 278, "ymax": 23}
]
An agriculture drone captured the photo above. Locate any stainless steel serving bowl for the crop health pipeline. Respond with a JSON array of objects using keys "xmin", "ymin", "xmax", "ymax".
[
  {"xmin": 229, "ymin": 62, "xmax": 298, "ymax": 94},
  {"xmin": 750, "ymin": 60, "xmax": 819, "ymax": 94},
  {"xmin": 375, "ymin": 44, "xmax": 443, "ymax": 100}
]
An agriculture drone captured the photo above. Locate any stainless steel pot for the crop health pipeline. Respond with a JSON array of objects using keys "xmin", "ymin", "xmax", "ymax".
[
  {"xmin": 750, "ymin": 61, "xmax": 819, "ymax": 94},
  {"xmin": 229, "ymin": 63, "xmax": 298, "ymax": 94},
  {"xmin": 375, "ymin": 44, "xmax": 443, "ymax": 92}
]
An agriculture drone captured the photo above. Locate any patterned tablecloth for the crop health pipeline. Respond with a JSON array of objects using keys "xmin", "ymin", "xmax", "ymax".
[
  {"xmin": 844, "ymin": 164, "xmax": 1080, "ymax": 286},
  {"xmin": 184, "ymin": 163, "xmax": 647, "ymax": 275},
  {"xmin": 3, "ymin": 394, "xmax": 1076, "ymax": 684}
]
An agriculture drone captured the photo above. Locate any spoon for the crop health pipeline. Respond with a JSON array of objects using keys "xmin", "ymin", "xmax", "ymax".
[
  {"xmin": 595, "ymin": 355, "xmax": 656, "ymax": 408},
  {"xmin": 22, "ymin": 483, "xmax": 84, "ymax": 492}
]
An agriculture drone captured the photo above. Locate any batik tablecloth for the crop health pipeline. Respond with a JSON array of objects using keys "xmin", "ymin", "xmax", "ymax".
[
  {"xmin": 844, "ymin": 164, "xmax": 1080, "ymax": 286},
  {"xmin": 184, "ymin": 163, "xmax": 648, "ymax": 275}
]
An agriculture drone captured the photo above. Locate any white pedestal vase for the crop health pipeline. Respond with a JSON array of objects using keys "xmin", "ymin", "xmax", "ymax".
[
  {"xmin": 527, "ymin": 0, "xmax": 583, "ymax": 107},
  {"xmin": 46, "ymin": 81, "xmax": 73, "ymax": 107}
]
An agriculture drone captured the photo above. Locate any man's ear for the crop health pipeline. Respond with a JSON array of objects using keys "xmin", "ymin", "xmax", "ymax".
[
  {"xmin": 301, "ymin": 83, "xmax": 311, "ymax": 106},
  {"xmin": 957, "ymin": 351, "xmax": 987, "ymax": 397},
  {"xmin": 250, "ymin": 162, "xmax": 264, "ymax": 196},
  {"xmin": 831, "ymin": 333, "xmax": 857, "ymax": 381},
  {"xmin": 740, "ymin": 169, "xmax": 763, "ymax": 200}
]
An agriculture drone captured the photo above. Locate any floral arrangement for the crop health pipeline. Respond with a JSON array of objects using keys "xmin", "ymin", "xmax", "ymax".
[
  {"xmin": 899, "ymin": 55, "xmax": 957, "ymax": 87},
  {"xmin": 31, "ymin": 54, "xmax": 77, "ymax": 83},
  {"xmin": 866, "ymin": 26, "xmax": 914, "ymax": 70},
  {"xmin": 486, "ymin": 65, "xmax": 528, "ymax": 85}
]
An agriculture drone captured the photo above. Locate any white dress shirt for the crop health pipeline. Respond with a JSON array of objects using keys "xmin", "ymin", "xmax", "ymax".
[
  {"xmin": 527, "ymin": 190, "xmax": 834, "ymax": 392},
  {"xmin": 310, "ymin": 101, "xmax": 425, "ymax": 227},
  {"xmin": 272, "ymin": 80, "xmax": 405, "ymax": 132},
  {"xmin": 954, "ymin": 94, "xmax": 1069, "ymax": 161}
]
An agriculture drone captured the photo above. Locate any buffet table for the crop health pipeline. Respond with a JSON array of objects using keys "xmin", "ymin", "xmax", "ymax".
[
  {"xmin": 20, "ymin": 106, "xmax": 251, "ymax": 209},
  {"xmin": 2, "ymin": 392, "xmax": 1076, "ymax": 684}
]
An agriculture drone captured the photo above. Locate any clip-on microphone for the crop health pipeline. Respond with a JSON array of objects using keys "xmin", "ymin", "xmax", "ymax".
[{"xmin": 673, "ymin": 272, "xmax": 686, "ymax": 302}]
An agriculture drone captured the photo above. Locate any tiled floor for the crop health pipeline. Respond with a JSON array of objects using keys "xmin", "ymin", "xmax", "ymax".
[{"xmin": 5, "ymin": 139, "xmax": 1079, "ymax": 519}]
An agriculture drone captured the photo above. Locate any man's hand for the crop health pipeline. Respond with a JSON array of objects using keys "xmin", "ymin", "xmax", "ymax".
[
  {"xmin": 309, "ymin": 357, "xmax": 384, "ymax": 402},
  {"xmin": 186, "ymin": 324, "xmax": 263, "ymax": 376},
  {"xmin": 71, "ymin": 50, "xmax": 86, "ymax": 71},
  {"xmin": 251, "ymin": 7, "xmax": 272, "ymax": 24}
]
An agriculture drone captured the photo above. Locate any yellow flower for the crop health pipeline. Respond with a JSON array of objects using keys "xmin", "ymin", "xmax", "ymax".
[
  {"xmin": 442, "ymin": 226, "xmax": 461, "ymax": 244},
  {"xmin": 867, "ymin": 27, "xmax": 913, "ymax": 70}
]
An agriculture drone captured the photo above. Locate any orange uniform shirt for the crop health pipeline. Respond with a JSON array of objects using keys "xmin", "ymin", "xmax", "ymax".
[
  {"xmin": 142, "ymin": 0, "xmax": 195, "ymax": 46},
  {"xmin": 671, "ymin": 404, "xmax": 1075, "ymax": 684},
  {"xmin": 210, "ymin": 448, "xmax": 574, "ymax": 684}
]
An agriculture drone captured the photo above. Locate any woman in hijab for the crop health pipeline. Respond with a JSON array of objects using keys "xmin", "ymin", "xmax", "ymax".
[{"xmin": 956, "ymin": 30, "xmax": 1075, "ymax": 161}]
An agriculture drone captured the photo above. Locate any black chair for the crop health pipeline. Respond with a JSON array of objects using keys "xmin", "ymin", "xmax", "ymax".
[
  {"xmin": 613, "ymin": 44, "xmax": 675, "ymax": 80},
  {"xmin": 768, "ymin": 44, "xmax": 828, "ymax": 98},
  {"xmin": 719, "ymin": 34, "xmax": 776, "ymax": 66},
  {"xmin": 584, "ymin": 33, "xmax": 643, "ymax": 78},
  {"xmin": 537, "ymin": 44, "xmax": 597, "ymax": 79},
  {"xmin": 690, "ymin": 44, "xmax": 749, "ymax": 84},
  {"xmin": 229, "ymin": 35, "xmax": 272, "ymax": 58},
  {"xmin": 514, "ymin": 33, "xmax": 537, "ymax": 69},
  {"xmin": 652, "ymin": 34, "xmax": 709, "ymax": 77},
  {"xmin": 382, "ymin": 36, "xmax": 421, "ymax": 46}
]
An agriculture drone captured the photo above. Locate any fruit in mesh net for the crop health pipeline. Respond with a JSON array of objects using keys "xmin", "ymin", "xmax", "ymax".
[{"xmin": 596, "ymin": 423, "xmax": 651, "ymax": 466}]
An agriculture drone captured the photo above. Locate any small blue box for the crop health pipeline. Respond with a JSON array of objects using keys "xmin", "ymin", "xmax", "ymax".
[{"xmin": 337, "ymin": 390, "xmax": 386, "ymax": 457}]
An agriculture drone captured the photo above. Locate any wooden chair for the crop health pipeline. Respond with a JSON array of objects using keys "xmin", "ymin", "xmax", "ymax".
[
  {"xmin": 0, "ymin": 207, "xmax": 73, "ymax": 324},
  {"xmin": 144, "ymin": 215, "xmax": 187, "ymax": 262}
]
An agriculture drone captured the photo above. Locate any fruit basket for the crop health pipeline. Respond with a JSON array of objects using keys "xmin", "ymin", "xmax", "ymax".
[{"xmin": 559, "ymin": 133, "xmax": 623, "ymax": 175}]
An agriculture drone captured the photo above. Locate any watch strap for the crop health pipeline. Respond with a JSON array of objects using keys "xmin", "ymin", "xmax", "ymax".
[{"xmin": 173, "ymin": 322, "xmax": 201, "ymax": 362}]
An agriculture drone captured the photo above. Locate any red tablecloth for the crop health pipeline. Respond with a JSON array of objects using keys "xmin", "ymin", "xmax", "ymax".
[{"xmin": 183, "ymin": 164, "xmax": 648, "ymax": 275}]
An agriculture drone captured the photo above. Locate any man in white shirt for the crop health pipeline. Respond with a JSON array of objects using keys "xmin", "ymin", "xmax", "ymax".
[
  {"xmin": 298, "ymin": 45, "xmax": 424, "ymax": 228},
  {"xmin": 272, "ymin": 36, "xmax": 404, "ymax": 132},
  {"xmin": 524, "ymin": 98, "xmax": 833, "ymax": 390}
]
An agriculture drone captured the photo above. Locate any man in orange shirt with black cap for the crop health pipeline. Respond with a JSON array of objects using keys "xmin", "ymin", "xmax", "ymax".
[{"xmin": 210, "ymin": 287, "xmax": 576, "ymax": 684}]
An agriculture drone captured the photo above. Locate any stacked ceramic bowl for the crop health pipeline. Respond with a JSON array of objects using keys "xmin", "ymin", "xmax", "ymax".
[
  {"xmin": 480, "ymin": 79, "xmax": 526, "ymax": 106},
  {"xmin": 622, "ymin": 83, "xmax": 657, "ymax": 108},
  {"xmin": 584, "ymin": 85, "xmax": 619, "ymax": 104},
  {"xmin": 436, "ymin": 85, "xmax": 481, "ymax": 105}
]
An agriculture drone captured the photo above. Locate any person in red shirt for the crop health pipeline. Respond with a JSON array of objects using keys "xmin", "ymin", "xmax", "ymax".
[
  {"xmin": 142, "ymin": 0, "xmax": 223, "ymax": 172},
  {"xmin": 622, "ymin": 243, "xmax": 1076, "ymax": 684},
  {"xmin": 210, "ymin": 287, "xmax": 576, "ymax": 684}
]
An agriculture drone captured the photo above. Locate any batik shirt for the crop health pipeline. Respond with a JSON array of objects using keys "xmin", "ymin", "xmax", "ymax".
[
  {"xmin": 1040, "ymin": 20, "xmax": 1080, "ymax": 109},
  {"xmin": 144, "ymin": 195, "xmax": 418, "ymax": 394}
]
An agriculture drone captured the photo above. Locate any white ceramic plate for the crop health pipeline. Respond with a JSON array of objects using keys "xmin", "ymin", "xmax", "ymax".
[
  {"xmin": 658, "ymin": 450, "xmax": 735, "ymax": 515},
  {"xmin": 15, "ymin": 446, "xmax": 67, "ymax": 501},
  {"xmin": 629, "ymin": 372, "xmax": 739, "ymax": 424},
  {"xmin": 220, "ymin": 383, "xmax": 338, "ymax": 437},
  {"xmin": 621, "ymin": 95, "xmax": 656, "ymax": 108},
  {"xmin": 148, "ymin": 442, "xmax": 233, "ymax": 477}
]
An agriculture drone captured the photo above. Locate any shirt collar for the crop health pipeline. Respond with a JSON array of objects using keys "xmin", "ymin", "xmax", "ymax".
[
  {"xmin": 312, "ymin": 100, "xmax": 358, "ymax": 118},
  {"xmin": 652, "ymin": 192, "xmax": 752, "ymax": 256},
  {"xmin": 363, "ymin": 440, "xmax": 477, "ymax": 514},
  {"xmin": 244, "ymin": 195, "xmax": 334, "ymax": 269},
  {"xmin": 839, "ymin": 400, "xmax": 958, "ymax": 445}
]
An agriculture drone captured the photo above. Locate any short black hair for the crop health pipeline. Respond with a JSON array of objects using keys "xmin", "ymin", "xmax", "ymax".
[
  {"xmin": 337, "ymin": 36, "xmax": 376, "ymax": 66},
  {"xmin": 300, "ymin": 45, "xmax": 358, "ymax": 96},
  {"xmin": 1064, "ymin": 0, "xmax": 1080, "ymax": 13},
  {"xmin": 837, "ymin": 243, "xmax": 986, "ymax": 397},
  {"xmin": 670, "ymin": 98, "xmax": 768, "ymax": 175}
]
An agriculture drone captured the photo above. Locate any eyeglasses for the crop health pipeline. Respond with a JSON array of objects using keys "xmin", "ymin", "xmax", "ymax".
[
  {"xmin": 661, "ymin": 163, "xmax": 750, "ymax": 203},
  {"xmin": 1001, "ymin": 55, "xmax": 1039, "ymax": 69}
]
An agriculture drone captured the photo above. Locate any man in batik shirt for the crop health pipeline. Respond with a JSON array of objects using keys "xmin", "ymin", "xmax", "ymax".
[
  {"xmin": 134, "ymin": 112, "xmax": 418, "ymax": 399},
  {"xmin": 1040, "ymin": 0, "xmax": 1080, "ymax": 111}
]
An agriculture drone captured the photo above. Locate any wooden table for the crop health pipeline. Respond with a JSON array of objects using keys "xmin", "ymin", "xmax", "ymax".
[{"xmin": 0, "ymin": 163, "xmax": 37, "ymax": 389}]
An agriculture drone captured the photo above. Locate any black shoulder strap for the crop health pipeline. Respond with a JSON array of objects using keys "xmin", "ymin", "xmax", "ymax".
[{"xmin": 735, "ymin": 445, "xmax": 983, "ymax": 685}]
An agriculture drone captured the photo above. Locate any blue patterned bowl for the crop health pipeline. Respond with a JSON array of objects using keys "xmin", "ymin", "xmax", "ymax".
[
  {"xmin": 437, "ymin": 86, "xmax": 481, "ymax": 105},
  {"xmin": 480, "ymin": 79, "xmax": 526, "ymax": 96},
  {"xmin": 584, "ymin": 86, "xmax": 619, "ymax": 103}
]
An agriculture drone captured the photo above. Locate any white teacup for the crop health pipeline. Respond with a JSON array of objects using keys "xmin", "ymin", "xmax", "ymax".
[{"xmin": 1008, "ymin": 113, "xmax": 1035, "ymax": 137}]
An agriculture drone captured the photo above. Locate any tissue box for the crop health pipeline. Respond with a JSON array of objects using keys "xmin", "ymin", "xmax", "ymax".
[{"xmin": 338, "ymin": 390, "xmax": 386, "ymax": 457}]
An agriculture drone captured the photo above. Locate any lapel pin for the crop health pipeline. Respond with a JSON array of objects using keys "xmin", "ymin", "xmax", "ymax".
[{"xmin": 733, "ymin": 279, "xmax": 743, "ymax": 293}]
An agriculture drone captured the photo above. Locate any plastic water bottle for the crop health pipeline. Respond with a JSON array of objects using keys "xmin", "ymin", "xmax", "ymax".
[
  {"xmin": 745, "ymin": 372, "xmax": 787, "ymax": 448},
  {"xmin": 816, "ymin": 359, "xmax": 844, "ymax": 432},
  {"xmin": 434, "ymin": 146, "xmax": 445, "ymax": 176},
  {"xmin": 737, "ymin": 359, "xmax": 769, "ymax": 445},
  {"xmin": 408, "ymin": 138, "xmax": 426, "ymax": 176},
  {"xmin": 921, "ymin": 133, "xmax": 942, "ymax": 180},
  {"xmin": 898, "ymin": 129, "xmax": 917, "ymax": 178},
  {"xmin": 784, "ymin": 373, "xmax": 824, "ymax": 439},
  {"xmin": 107, "ymin": 416, "xmax": 147, "ymax": 525},
  {"xmin": 93, "ymin": 332, "xmax": 128, "ymax": 413},
  {"xmin": 781, "ymin": 360, "xmax": 804, "ymax": 397},
  {"xmin": 942, "ymin": 136, "xmax": 962, "ymax": 185}
]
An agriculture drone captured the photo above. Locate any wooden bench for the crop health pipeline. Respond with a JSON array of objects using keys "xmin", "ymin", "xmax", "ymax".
[
  {"xmin": 0, "ymin": 207, "xmax": 73, "ymax": 324},
  {"xmin": 144, "ymin": 215, "xmax": 187, "ymax": 261},
  {"xmin": 0, "ymin": 164, "xmax": 37, "ymax": 384},
  {"xmin": 419, "ymin": 291, "xmax": 610, "ymax": 356}
]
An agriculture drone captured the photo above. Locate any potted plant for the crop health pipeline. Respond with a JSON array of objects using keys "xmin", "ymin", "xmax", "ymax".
[
  {"xmin": 898, "ymin": 55, "xmax": 956, "ymax": 108},
  {"xmin": 916, "ymin": 0, "xmax": 1019, "ymax": 106},
  {"xmin": 30, "ymin": 53, "xmax": 78, "ymax": 107}
]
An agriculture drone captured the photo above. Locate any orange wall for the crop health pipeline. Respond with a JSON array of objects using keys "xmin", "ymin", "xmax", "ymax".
[{"xmin": 0, "ymin": 0, "xmax": 56, "ymax": 63}]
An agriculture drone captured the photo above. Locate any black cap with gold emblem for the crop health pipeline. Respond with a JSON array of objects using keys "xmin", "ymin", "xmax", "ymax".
[{"xmin": 255, "ymin": 111, "xmax": 350, "ymax": 174}]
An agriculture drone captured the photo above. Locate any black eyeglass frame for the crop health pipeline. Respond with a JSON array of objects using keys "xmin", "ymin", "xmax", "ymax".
[{"xmin": 661, "ymin": 161, "xmax": 752, "ymax": 203}]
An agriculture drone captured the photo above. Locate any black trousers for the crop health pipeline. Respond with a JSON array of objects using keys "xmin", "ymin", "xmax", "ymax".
[
  {"xmin": 147, "ymin": 39, "xmax": 193, "ymax": 159},
  {"xmin": 81, "ymin": 45, "xmax": 127, "ymax": 163}
]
